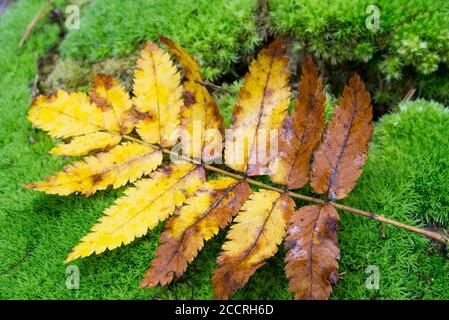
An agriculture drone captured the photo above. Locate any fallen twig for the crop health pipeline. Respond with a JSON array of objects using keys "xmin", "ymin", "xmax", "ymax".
[
  {"xmin": 17, "ymin": 0, "xmax": 53, "ymax": 50},
  {"xmin": 0, "ymin": 247, "xmax": 33, "ymax": 276},
  {"xmin": 403, "ymin": 88, "xmax": 416, "ymax": 102}
]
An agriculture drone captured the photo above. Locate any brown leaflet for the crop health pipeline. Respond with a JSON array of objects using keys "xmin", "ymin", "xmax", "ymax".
[
  {"xmin": 270, "ymin": 57, "xmax": 325, "ymax": 189},
  {"xmin": 140, "ymin": 179, "xmax": 251, "ymax": 287},
  {"xmin": 284, "ymin": 203, "xmax": 340, "ymax": 300},
  {"xmin": 310, "ymin": 74, "xmax": 373, "ymax": 200}
]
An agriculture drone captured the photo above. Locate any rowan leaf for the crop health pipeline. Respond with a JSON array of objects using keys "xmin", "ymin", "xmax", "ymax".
[
  {"xmin": 23, "ymin": 38, "xmax": 382, "ymax": 300},
  {"xmin": 24, "ymin": 142, "xmax": 163, "ymax": 196},
  {"xmin": 49, "ymin": 132, "xmax": 122, "ymax": 156},
  {"xmin": 132, "ymin": 41, "xmax": 183, "ymax": 147},
  {"xmin": 225, "ymin": 38, "xmax": 290, "ymax": 175},
  {"xmin": 270, "ymin": 57, "xmax": 326, "ymax": 189},
  {"xmin": 160, "ymin": 36, "xmax": 223, "ymax": 162},
  {"xmin": 141, "ymin": 177, "xmax": 251, "ymax": 287},
  {"xmin": 212, "ymin": 190, "xmax": 295, "ymax": 299},
  {"xmin": 65, "ymin": 162, "xmax": 205, "ymax": 263},
  {"xmin": 310, "ymin": 74, "xmax": 373, "ymax": 200},
  {"xmin": 28, "ymin": 90, "xmax": 104, "ymax": 138},
  {"xmin": 89, "ymin": 74, "xmax": 134, "ymax": 134},
  {"xmin": 284, "ymin": 203, "xmax": 340, "ymax": 300}
]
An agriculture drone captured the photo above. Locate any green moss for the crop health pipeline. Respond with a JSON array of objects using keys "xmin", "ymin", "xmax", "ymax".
[
  {"xmin": 60, "ymin": 0, "xmax": 260, "ymax": 81},
  {"xmin": 41, "ymin": 54, "xmax": 138, "ymax": 94},
  {"xmin": 270, "ymin": 0, "xmax": 449, "ymax": 107},
  {"xmin": 270, "ymin": 0, "xmax": 449, "ymax": 76},
  {"xmin": 214, "ymin": 80, "xmax": 243, "ymax": 126}
]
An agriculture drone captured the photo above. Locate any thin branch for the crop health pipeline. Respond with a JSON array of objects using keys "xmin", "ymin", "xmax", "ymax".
[
  {"xmin": 0, "ymin": 247, "xmax": 33, "ymax": 276},
  {"xmin": 402, "ymin": 88, "xmax": 416, "ymax": 103},
  {"xmin": 17, "ymin": 0, "xmax": 53, "ymax": 50},
  {"xmin": 121, "ymin": 134, "xmax": 449, "ymax": 246},
  {"xmin": 193, "ymin": 80, "xmax": 233, "ymax": 94}
]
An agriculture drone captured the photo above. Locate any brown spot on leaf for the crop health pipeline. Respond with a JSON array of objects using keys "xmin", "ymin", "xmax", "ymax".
[
  {"xmin": 239, "ymin": 90, "xmax": 251, "ymax": 101},
  {"xmin": 159, "ymin": 166, "xmax": 173, "ymax": 175},
  {"xmin": 131, "ymin": 108, "xmax": 150, "ymax": 120},
  {"xmin": 91, "ymin": 174, "xmax": 103, "ymax": 184},
  {"xmin": 96, "ymin": 74, "xmax": 114, "ymax": 89},
  {"xmin": 89, "ymin": 93, "xmax": 111, "ymax": 112},
  {"xmin": 183, "ymin": 90, "xmax": 196, "ymax": 106}
]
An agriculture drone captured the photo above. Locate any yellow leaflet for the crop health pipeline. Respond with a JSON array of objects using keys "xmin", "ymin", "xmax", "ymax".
[
  {"xmin": 221, "ymin": 190, "xmax": 289, "ymax": 260},
  {"xmin": 65, "ymin": 162, "xmax": 205, "ymax": 262},
  {"xmin": 159, "ymin": 36, "xmax": 223, "ymax": 161},
  {"xmin": 90, "ymin": 74, "xmax": 134, "ymax": 134},
  {"xmin": 212, "ymin": 189, "xmax": 295, "ymax": 299},
  {"xmin": 24, "ymin": 142, "xmax": 162, "ymax": 196},
  {"xmin": 224, "ymin": 39, "xmax": 290, "ymax": 175},
  {"xmin": 180, "ymin": 81, "xmax": 223, "ymax": 161},
  {"xmin": 133, "ymin": 41, "xmax": 183, "ymax": 147},
  {"xmin": 169, "ymin": 177, "xmax": 238, "ymax": 238},
  {"xmin": 28, "ymin": 90, "xmax": 103, "ymax": 138},
  {"xmin": 49, "ymin": 132, "xmax": 122, "ymax": 156}
]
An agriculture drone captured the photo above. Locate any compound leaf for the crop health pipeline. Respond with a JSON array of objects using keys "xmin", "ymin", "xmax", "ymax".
[{"xmin": 23, "ymin": 37, "xmax": 377, "ymax": 301}]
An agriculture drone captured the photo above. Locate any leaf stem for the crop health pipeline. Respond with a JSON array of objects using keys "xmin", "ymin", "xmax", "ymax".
[
  {"xmin": 193, "ymin": 80, "xmax": 234, "ymax": 94},
  {"xmin": 122, "ymin": 134, "xmax": 449, "ymax": 246}
]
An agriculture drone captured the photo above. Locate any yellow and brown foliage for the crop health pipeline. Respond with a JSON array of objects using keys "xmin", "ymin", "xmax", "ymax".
[{"xmin": 25, "ymin": 37, "xmax": 373, "ymax": 300}]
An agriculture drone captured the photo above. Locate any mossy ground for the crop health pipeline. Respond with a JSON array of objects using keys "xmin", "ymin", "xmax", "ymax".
[
  {"xmin": 270, "ymin": 0, "xmax": 449, "ymax": 109},
  {"xmin": 0, "ymin": 0, "xmax": 448, "ymax": 299}
]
